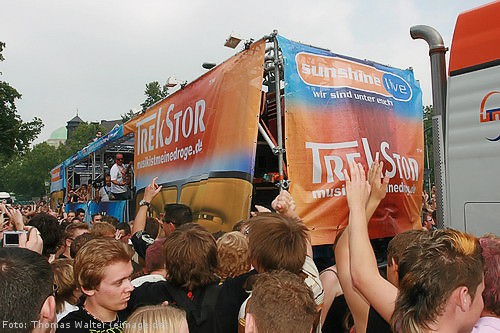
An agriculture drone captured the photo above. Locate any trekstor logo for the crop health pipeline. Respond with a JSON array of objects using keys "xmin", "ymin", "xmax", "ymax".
[{"xmin": 479, "ymin": 91, "xmax": 500, "ymax": 141}]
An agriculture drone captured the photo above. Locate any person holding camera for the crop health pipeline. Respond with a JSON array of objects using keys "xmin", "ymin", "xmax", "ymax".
[{"xmin": 1, "ymin": 202, "xmax": 44, "ymax": 253}]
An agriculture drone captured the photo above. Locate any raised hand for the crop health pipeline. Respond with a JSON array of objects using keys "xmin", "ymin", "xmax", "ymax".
[
  {"xmin": 4, "ymin": 206, "xmax": 25, "ymax": 231},
  {"xmin": 143, "ymin": 177, "xmax": 162, "ymax": 203},
  {"xmin": 19, "ymin": 227, "xmax": 43, "ymax": 255},
  {"xmin": 367, "ymin": 160, "xmax": 389, "ymax": 203},
  {"xmin": 343, "ymin": 162, "xmax": 371, "ymax": 210},
  {"xmin": 271, "ymin": 190, "xmax": 299, "ymax": 219}
]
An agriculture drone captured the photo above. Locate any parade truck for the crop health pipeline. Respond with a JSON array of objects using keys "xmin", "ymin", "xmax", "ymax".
[
  {"xmin": 123, "ymin": 33, "xmax": 424, "ymax": 247},
  {"xmin": 51, "ymin": 32, "xmax": 424, "ymax": 248},
  {"xmin": 50, "ymin": 126, "xmax": 134, "ymax": 223},
  {"xmin": 411, "ymin": 1, "xmax": 500, "ymax": 236}
]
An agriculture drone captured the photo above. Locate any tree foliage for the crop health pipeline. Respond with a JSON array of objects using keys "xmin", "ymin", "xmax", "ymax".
[
  {"xmin": 0, "ymin": 41, "xmax": 43, "ymax": 164},
  {"xmin": 2, "ymin": 122, "xmax": 106, "ymax": 198},
  {"xmin": 2, "ymin": 142, "xmax": 67, "ymax": 198},
  {"xmin": 140, "ymin": 81, "xmax": 169, "ymax": 111},
  {"xmin": 121, "ymin": 109, "xmax": 138, "ymax": 122}
]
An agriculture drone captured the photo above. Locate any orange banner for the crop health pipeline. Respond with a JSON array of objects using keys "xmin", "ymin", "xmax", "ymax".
[
  {"xmin": 125, "ymin": 41, "xmax": 266, "ymax": 231},
  {"xmin": 279, "ymin": 36, "xmax": 424, "ymax": 245}
]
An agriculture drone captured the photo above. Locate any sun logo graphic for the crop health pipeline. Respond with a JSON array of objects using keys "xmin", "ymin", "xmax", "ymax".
[{"xmin": 480, "ymin": 91, "xmax": 500, "ymax": 141}]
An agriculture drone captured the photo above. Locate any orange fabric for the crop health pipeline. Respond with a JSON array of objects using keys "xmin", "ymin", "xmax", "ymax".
[{"xmin": 449, "ymin": 1, "xmax": 500, "ymax": 73}]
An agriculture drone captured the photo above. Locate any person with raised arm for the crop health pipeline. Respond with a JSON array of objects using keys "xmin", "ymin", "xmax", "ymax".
[
  {"xmin": 335, "ymin": 160, "xmax": 394, "ymax": 333},
  {"xmin": 342, "ymin": 161, "xmax": 485, "ymax": 333}
]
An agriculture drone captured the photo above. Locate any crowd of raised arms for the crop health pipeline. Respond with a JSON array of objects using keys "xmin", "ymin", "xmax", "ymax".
[{"xmin": 0, "ymin": 161, "xmax": 498, "ymax": 333}]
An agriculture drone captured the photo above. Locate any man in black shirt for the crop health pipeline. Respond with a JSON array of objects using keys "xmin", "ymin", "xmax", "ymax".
[
  {"xmin": 57, "ymin": 239, "xmax": 134, "ymax": 333},
  {"xmin": 130, "ymin": 177, "xmax": 192, "ymax": 258}
]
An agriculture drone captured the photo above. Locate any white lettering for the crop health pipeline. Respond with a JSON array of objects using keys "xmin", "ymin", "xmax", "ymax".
[
  {"xmin": 148, "ymin": 124, "xmax": 155, "ymax": 151},
  {"xmin": 306, "ymin": 138, "xmax": 420, "ymax": 184},
  {"xmin": 194, "ymin": 99, "xmax": 206, "ymax": 134},
  {"xmin": 155, "ymin": 108, "xmax": 165, "ymax": 149},
  {"xmin": 165, "ymin": 104, "xmax": 175, "ymax": 145},
  {"xmin": 182, "ymin": 106, "xmax": 193, "ymax": 138}
]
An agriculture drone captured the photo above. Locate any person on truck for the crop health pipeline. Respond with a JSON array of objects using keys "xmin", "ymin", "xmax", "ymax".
[
  {"xmin": 96, "ymin": 174, "xmax": 112, "ymax": 201},
  {"xmin": 110, "ymin": 153, "xmax": 129, "ymax": 200}
]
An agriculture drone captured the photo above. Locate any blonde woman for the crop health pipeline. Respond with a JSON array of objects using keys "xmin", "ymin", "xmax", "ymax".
[
  {"xmin": 124, "ymin": 305, "xmax": 189, "ymax": 333},
  {"xmin": 216, "ymin": 231, "xmax": 251, "ymax": 281},
  {"xmin": 50, "ymin": 258, "xmax": 81, "ymax": 322}
]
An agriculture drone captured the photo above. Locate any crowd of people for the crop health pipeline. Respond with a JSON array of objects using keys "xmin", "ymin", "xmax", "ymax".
[{"xmin": 0, "ymin": 160, "xmax": 498, "ymax": 333}]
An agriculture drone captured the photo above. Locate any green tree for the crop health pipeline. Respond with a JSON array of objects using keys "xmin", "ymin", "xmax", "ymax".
[
  {"xmin": 140, "ymin": 81, "xmax": 169, "ymax": 111},
  {"xmin": 0, "ymin": 41, "xmax": 43, "ymax": 164},
  {"xmin": 3, "ymin": 122, "xmax": 106, "ymax": 198},
  {"xmin": 121, "ymin": 109, "xmax": 138, "ymax": 122},
  {"xmin": 3, "ymin": 142, "xmax": 66, "ymax": 197}
]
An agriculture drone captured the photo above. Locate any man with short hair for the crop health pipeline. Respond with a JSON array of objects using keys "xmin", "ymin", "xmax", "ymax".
[
  {"xmin": 125, "ymin": 224, "xmax": 220, "ymax": 332},
  {"xmin": 57, "ymin": 238, "xmax": 134, "ymax": 332},
  {"xmin": 0, "ymin": 247, "xmax": 56, "ymax": 333},
  {"xmin": 341, "ymin": 161, "xmax": 484, "ymax": 333},
  {"xmin": 393, "ymin": 229, "xmax": 484, "ymax": 333},
  {"xmin": 245, "ymin": 270, "xmax": 317, "ymax": 333},
  {"xmin": 60, "ymin": 222, "xmax": 90, "ymax": 259},
  {"xmin": 91, "ymin": 213, "xmax": 102, "ymax": 225},
  {"xmin": 217, "ymin": 192, "xmax": 323, "ymax": 333},
  {"xmin": 110, "ymin": 153, "xmax": 129, "ymax": 200},
  {"xmin": 66, "ymin": 211, "xmax": 76, "ymax": 223},
  {"xmin": 97, "ymin": 174, "xmax": 112, "ymax": 202},
  {"xmin": 75, "ymin": 208, "xmax": 85, "ymax": 222},
  {"xmin": 28, "ymin": 212, "xmax": 62, "ymax": 259},
  {"xmin": 130, "ymin": 178, "xmax": 193, "ymax": 258}
]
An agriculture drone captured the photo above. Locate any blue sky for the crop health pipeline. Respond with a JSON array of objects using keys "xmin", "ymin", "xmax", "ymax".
[{"xmin": 0, "ymin": 0, "xmax": 491, "ymax": 143}]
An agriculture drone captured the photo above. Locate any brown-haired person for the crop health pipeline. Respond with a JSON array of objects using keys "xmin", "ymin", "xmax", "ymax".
[
  {"xmin": 56, "ymin": 239, "xmax": 134, "ymax": 333},
  {"xmin": 124, "ymin": 224, "xmax": 220, "ymax": 333},
  {"xmin": 217, "ymin": 191, "xmax": 323, "ymax": 333},
  {"xmin": 90, "ymin": 222, "xmax": 116, "ymax": 238},
  {"xmin": 130, "ymin": 177, "xmax": 193, "ymax": 259},
  {"xmin": 392, "ymin": 228, "xmax": 484, "ymax": 333},
  {"xmin": 51, "ymin": 259, "xmax": 81, "ymax": 322},
  {"xmin": 342, "ymin": 157, "xmax": 483, "ymax": 333},
  {"xmin": 60, "ymin": 222, "xmax": 89, "ymax": 259},
  {"xmin": 472, "ymin": 234, "xmax": 499, "ymax": 333},
  {"xmin": 0, "ymin": 247, "xmax": 57, "ymax": 333},
  {"xmin": 245, "ymin": 270, "xmax": 317, "ymax": 333},
  {"xmin": 28, "ymin": 212, "xmax": 62, "ymax": 259}
]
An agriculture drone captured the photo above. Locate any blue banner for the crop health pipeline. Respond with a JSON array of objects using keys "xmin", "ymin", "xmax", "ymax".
[
  {"xmin": 62, "ymin": 124, "xmax": 126, "ymax": 168},
  {"xmin": 65, "ymin": 200, "xmax": 129, "ymax": 224}
]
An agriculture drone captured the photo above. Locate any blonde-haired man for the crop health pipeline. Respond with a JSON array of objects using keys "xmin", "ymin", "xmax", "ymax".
[{"xmin": 57, "ymin": 239, "xmax": 134, "ymax": 332}]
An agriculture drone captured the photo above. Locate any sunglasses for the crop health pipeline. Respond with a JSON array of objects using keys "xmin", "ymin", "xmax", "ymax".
[{"xmin": 48, "ymin": 284, "xmax": 58, "ymax": 298}]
